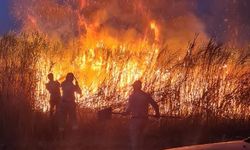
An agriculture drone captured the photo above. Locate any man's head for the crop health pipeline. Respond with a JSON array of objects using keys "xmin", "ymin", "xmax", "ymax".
[
  {"xmin": 132, "ymin": 80, "xmax": 142, "ymax": 91},
  {"xmin": 47, "ymin": 73, "xmax": 54, "ymax": 81},
  {"xmin": 66, "ymin": 72, "xmax": 74, "ymax": 82}
]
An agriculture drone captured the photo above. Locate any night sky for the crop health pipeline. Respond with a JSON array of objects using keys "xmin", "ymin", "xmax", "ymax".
[
  {"xmin": 0, "ymin": 0, "xmax": 16, "ymax": 34},
  {"xmin": 1, "ymin": 0, "xmax": 250, "ymax": 45}
]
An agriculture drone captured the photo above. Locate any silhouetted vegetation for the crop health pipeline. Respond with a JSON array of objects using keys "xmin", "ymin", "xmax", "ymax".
[{"xmin": 0, "ymin": 32, "xmax": 249, "ymax": 149}]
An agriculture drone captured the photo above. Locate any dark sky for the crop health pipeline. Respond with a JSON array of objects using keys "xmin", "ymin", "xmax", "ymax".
[
  {"xmin": 0, "ymin": 0, "xmax": 16, "ymax": 34},
  {"xmin": 197, "ymin": 0, "xmax": 250, "ymax": 45}
]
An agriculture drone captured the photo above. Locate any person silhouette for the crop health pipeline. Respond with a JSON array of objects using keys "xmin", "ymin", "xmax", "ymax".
[
  {"xmin": 125, "ymin": 80, "xmax": 160, "ymax": 150},
  {"xmin": 45, "ymin": 73, "xmax": 61, "ymax": 117},
  {"xmin": 59, "ymin": 73, "xmax": 82, "ymax": 131}
]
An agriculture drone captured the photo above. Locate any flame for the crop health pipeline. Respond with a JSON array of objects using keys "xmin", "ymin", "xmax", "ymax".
[
  {"xmin": 12, "ymin": 0, "xmax": 250, "ymax": 118},
  {"xmin": 150, "ymin": 20, "xmax": 160, "ymax": 42}
]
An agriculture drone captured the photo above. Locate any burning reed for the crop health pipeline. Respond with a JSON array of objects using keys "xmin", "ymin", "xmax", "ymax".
[
  {"xmin": 0, "ymin": 32, "xmax": 249, "ymax": 149},
  {"xmin": 35, "ymin": 36, "xmax": 250, "ymax": 121}
]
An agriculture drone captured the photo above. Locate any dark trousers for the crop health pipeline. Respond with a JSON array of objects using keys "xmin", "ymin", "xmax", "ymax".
[
  {"xmin": 129, "ymin": 118, "xmax": 147, "ymax": 150},
  {"xmin": 58, "ymin": 101, "xmax": 77, "ymax": 130},
  {"xmin": 49, "ymin": 98, "xmax": 60, "ymax": 117}
]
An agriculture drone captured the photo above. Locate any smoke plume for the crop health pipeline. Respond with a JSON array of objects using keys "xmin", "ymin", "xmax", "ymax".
[{"xmin": 12, "ymin": 0, "xmax": 208, "ymax": 49}]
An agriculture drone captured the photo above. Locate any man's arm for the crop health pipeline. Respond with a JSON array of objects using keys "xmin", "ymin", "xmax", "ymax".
[
  {"xmin": 148, "ymin": 95, "xmax": 160, "ymax": 117},
  {"xmin": 45, "ymin": 83, "xmax": 50, "ymax": 91},
  {"xmin": 56, "ymin": 81, "xmax": 61, "ymax": 87},
  {"xmin": 75, "ymin": 81, "xmax": 82, "ymax": 95}
]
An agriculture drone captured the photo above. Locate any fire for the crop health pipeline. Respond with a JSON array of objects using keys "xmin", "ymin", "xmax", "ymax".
[
  {"xmin": 11, "ymin": 0, "xmax": 249, "ymax": 118},
  {"xmin": 35, "ymin": 36, "xmax": 160, "ymax": 111},
  {"xmin": 150, "ymin": 20, "xmax": 160, "ymax": 42}
]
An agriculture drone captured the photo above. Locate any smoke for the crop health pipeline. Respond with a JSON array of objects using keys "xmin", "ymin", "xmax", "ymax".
[
  {"xmin": 9, "ymin": 0, "xmax": 250, "ymax": 48},
  {"xmin": 12, "ymin": 0, "xmax": 80, "ymax": 41},
  {"xmin": 11, "ymin": 0, "xmax": 208, "ymax": 49}
]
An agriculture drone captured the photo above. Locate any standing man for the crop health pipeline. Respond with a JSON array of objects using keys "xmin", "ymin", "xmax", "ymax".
[
  {"xmin": 125, "ymin": 80, "xmax": 160, "ymax": 150},
  {"xmin": 46, "ymin": 73, "xmax": 61, "ymax": 117},
  {"xmin": 59, "ymin": 73, "xmax": 82, "ymax": 131}
]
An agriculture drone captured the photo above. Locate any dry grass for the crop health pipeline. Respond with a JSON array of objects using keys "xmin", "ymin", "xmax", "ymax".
[{"xmin": 0, "ymin": 32, "xmax": 249, "ymax": 149}]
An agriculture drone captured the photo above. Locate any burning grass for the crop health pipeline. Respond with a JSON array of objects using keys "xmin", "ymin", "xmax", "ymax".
[
  {"xmin": 0, "ymin": 32, "xmax": 250, "ymax": 118},
  {"xmin": 33, "ymin": 33, "xmax": 250, "ymax": 120},
  {"xmin": 0, "ymin": 32, "xmax": 249, "ymax": 149}
]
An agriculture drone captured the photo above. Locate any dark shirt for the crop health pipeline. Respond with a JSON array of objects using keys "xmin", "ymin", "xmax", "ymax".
[
  {"xmin": 46, "ymin": 80, "xmax": 61, "ymax": 101},
  {"xmin": 126, "ymin": 90, "xmax": 159, "ymax": 118}
]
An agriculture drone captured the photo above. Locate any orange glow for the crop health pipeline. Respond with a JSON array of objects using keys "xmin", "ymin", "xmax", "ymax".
[
  {"xmin": 150, "ymin": 20, "xmax": 160, "ymax": 42},
  {"xmin": 14, "ymin": 0, "xmax": 248, "ymax": 118}
]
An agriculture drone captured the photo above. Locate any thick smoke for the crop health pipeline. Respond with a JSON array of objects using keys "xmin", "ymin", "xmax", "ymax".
[
  {"xmin": 10, "ymin": 0, "xmax": 250, "ymax": 48},
  {"xmin": 12, "ymin": 0, "xmax": 208, "ymax": 49}
]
